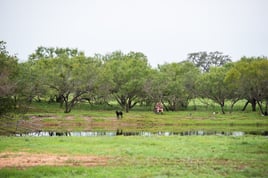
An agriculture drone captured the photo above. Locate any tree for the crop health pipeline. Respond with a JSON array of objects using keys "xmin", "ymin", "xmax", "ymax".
[
  {"xmin": 196, "ymin": 66, "xmax": 230, "ymax": 114},
  {"xmin": 143, "ymin": 68, "xmax": 167, "ymax": 107},
  {"xmin": 77, "ymin": 54, "xmax": 114, "ymax": 106},
  {"xmin": 0, "ymin": 41, "xmax": 19, "ymax": 116},
  {"xmin": 16, "ymin": 59, "xmax": 48, "ymax": 103},
  {"xmin": 49, "ymin": 56, "xmax": 101, "ymax": 113},
  {"xmin": 157, "ymin": 61, "xmax": 200, "ymax": 111},
  {"xmin": 104, "ymin": 51, "xmax": 151, "ymax": 112},
  {"xmin": 223, "ymin": 63, "xmax": 243, "ymax": 113},
  {"xmin": 187, "ymin": 51, "xmax": 231, "ymax": 72},
  {"xmin": 225, "ymin": 57, "xmax": 268, "ymax": 115},
  {"xmin": 29, "ymin": 46, "xmax": 83, "ymax": 60},
  {"xmin": 27, "ymin": 47, "xmax": 85, "ymax": 103},
  {"xmin": 28, "ymin": 47, "xmax": 102, "ymax": 113}
]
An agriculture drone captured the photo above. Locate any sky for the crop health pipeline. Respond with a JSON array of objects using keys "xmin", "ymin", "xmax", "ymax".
[{"xmin": 1, "ymin": 0, "xmax": 268, "ymax": 67}]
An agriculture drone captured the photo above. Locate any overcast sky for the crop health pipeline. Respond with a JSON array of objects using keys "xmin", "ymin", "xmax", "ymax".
[{"xmin": 1, "ymin": 0, "xmax": 267, "ymax": 67}]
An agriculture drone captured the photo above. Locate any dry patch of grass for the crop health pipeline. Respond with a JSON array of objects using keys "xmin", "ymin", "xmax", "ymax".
[{"xmin": 0, "ymin": 152, "xmax": 109, "ymax": 168}]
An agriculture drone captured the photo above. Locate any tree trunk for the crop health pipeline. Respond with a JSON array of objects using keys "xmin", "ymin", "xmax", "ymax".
[
  {"xmin": 265, "ymin": 100, "xmax": 268, "ymax": 116},
  {"xmin": 220, "ymin": 103, "xmax": 225, "ymax": 114},
  {"xmin": 242, "ymin": 98, "xmax": 256, "ymax": 111},
  {"xmin": 256, "ymin": 100, "xmax": 264, "ymax": 115},
  {"xmin": 125, "ymin": 101, "xmax": 129, "ymax": 113},
  {"xmin": 63, "ymin": 98, "xmax": 72, "ymax": 113},
  {"xmin": 242, "ymin": 100, "xmax": 249, "ymax": 111},
  {"xmin": 64, "ymin": 99, "xmax": 78, "ymax": 113},
  {"xmin": 264, "ymin": 99, "xmax": 268, "ymax": 116},
  {"xmin": 115, "ymin": 95, "xmax": 126, "ymax": 111},
  {"xmin": 230, "ymin": 98, "xmax": 240, "ymax": 113},
  {"xmin": 168, "ymin": 101, "xmax": 176, "ymax": 111},
  {"xmin": 64, "ymin": 103, "xmax": 72, "ymax": 113},
  {"xmin": 62, "ymin": 93, "xmax": 75, "ymax": 113},
  {"xmin": 192, "ymin": 99, "xmax": 197, "ymax": 111},
  {"xmin": 56, "ymin": 95, "xmax": 64, "ymax": 107},
  {"xmin": 251, "ymin": 98, "xmax": 257, "ymax": 111}
]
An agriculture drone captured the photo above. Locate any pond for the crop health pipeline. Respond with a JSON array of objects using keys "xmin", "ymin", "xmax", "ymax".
[
  {"xmin": 14, "ymin": 129, "xmax": 268, "ymax": 137},
  {"xmin": 1, "ymin": 116, "xmax": 267, "ymax": 137}
]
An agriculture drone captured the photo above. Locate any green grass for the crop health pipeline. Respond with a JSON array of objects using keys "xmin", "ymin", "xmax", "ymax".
[
  {"xmin": 0, "ymin": 136, "xmax": 267, "ymax": 177},
  {"xmin": 1, "ymin": 101, "xmax": 268, "ymax": 135},
  {"xmin": 0, "ymin": 101, "xmax": 268, "ymax": 177}
]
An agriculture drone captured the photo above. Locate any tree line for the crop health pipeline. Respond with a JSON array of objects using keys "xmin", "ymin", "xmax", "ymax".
[{"xmin": 1, "ymin": 41, "xmax": 268, "ymax": 115}]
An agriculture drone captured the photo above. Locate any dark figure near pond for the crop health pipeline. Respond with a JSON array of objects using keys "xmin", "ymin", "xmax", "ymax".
[
  {"xmin": 48, "ymin": 131, "xmax": 70, "ymax": 136},
  {"xmin": 116, "ymin": 110, "xmax": 123, "ymax": 119}
]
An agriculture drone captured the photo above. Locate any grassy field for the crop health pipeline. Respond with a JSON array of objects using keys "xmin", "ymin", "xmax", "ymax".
[
  {"xmin": 0, "ymin": 102, "xmax": 268, "ymax": 177},
  {"xmin": 0, "ymin": 136, "xmax": 268, "ymax": 177},
  {"xmin": 3, "ymin": 101, "xmax": 266, "ymax": 134}
]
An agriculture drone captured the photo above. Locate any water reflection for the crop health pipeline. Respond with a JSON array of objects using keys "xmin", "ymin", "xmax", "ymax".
[{"xmin": 14, "ymin": 130, "xmax": 268, "ymax": 137}]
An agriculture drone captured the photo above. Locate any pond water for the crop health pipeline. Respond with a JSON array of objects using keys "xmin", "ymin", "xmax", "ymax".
[
  {"xmin": 14, "ymin": 130, "xmax": 268, "ymax": 137},
  {"xmin": 1, "ymin": 118, "xmax": 267, "ymax": 137}
]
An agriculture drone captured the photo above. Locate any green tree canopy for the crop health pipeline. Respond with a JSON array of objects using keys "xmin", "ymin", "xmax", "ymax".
[
  {"xmin": 27, "ymin": 47, "xmax": 102, "ymax": 113},
  {"xmin": 187, "ymin": 51, "xmax": 231, "ymax": 72},
  {"xmin": 196, "ymin": 65, "xmax": 231, "ymax": 114},
  {"xmin": 104, "ymin": 51, "xmax": 151, "ymax": 112},
  {"xmin": 157, "ymin": 61, "xmax": 200, "ymax": 111},
  {"xmin": 225, "ymin": 57, "xmax": 268, "ymax": 115},
  {"xmin": 0, "ymin": 41, "xmax": 19, "ymax": 115}
]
